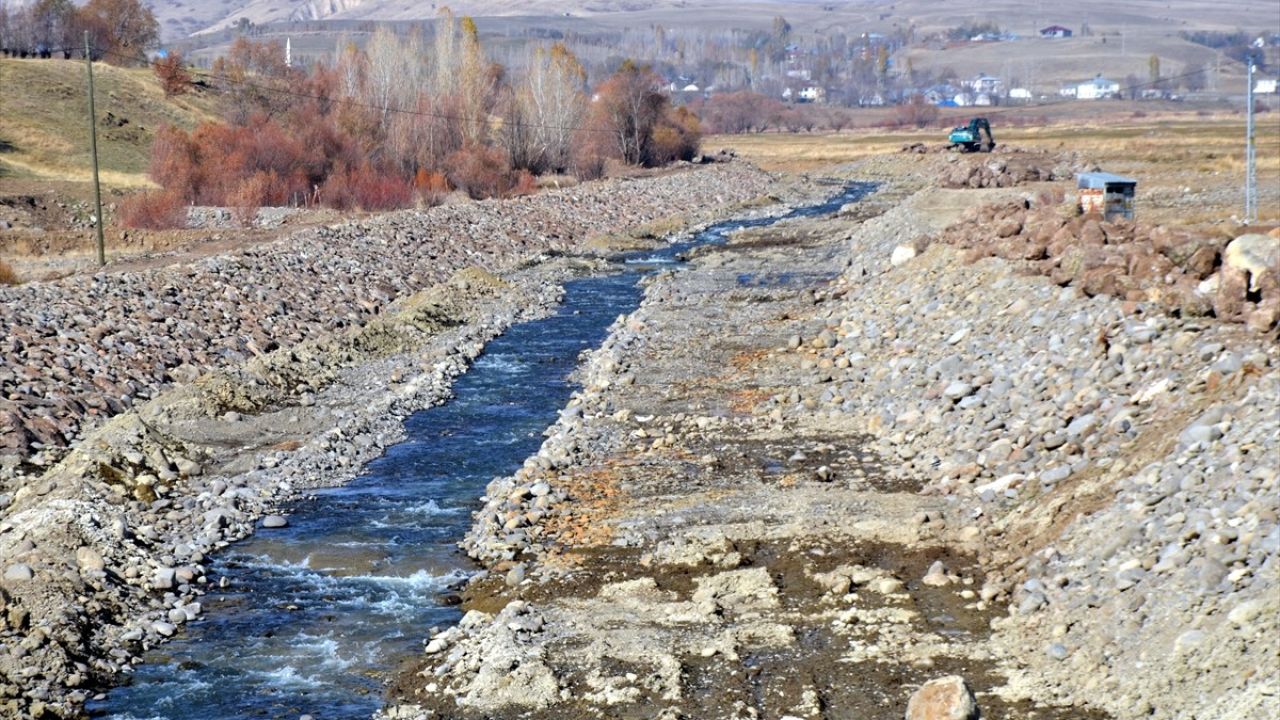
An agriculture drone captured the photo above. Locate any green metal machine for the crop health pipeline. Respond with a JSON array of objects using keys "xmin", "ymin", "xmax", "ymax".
[{"xmin": 948, "ymin": 117, "xmax": 996, "ymax": 152}]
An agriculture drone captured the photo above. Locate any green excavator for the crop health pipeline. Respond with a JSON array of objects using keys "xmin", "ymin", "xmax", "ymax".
[{"xmin": 947, "ymin": 117, "xmax": 996, "ymax": 152}]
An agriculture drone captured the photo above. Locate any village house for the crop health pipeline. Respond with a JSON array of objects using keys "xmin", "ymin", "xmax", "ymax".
[
  {"xmin": 1039, "ymin": 25, "xmax": 1073, "ymax": 39},
  {"xmin": 1073, "ymin": 74, "xmax": 1120, "ymax": 100}
]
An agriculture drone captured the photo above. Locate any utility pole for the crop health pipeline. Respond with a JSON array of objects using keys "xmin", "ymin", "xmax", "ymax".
[
  {"xmin": 1245, "ymin": 62, "xmax": 1257, "ymax": 223},
  {"xmin": 84, "ymin": 31, "xmax": 105, "ymax": 267}
]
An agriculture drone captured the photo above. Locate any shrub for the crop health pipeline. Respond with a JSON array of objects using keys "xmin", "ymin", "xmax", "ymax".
[
  {"xmin": 0, "ymin": 259, "xmax": 21, "ymax": 286},
  {"xmin": 892, "ymin": 95, "xmax": 940, "ymax": 129},
  {"xmin": 119, "ymin": 190, "xmax": 186, "ymax": 229},
  {"xmin": 572, "ymin": 152, "xmax": 607, "ymax": 182},
  {"xmin": 445, "ymin": 145, "xmax": 517, "ymax": 200},
  {"xmin": 414, "ymin": 168, "xmax": 451, "ymax": 207},
  {"xmin": 320, "ymin": 164, "xmax": 414, "ymax": 211},
  {"xmin": 512, "ymin": 170, "xmax": 538, "ymax": 197},
  {"xmin": 228, "ymin": 170, "xmax": 279, "ymax": 227}
]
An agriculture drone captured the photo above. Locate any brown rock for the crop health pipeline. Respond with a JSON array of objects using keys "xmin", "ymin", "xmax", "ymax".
[
  {"xmin": 1080, "ymin": 266, "xmax": 1131, "ymax": 298},
  {"xmin": 1245, "ymin": 298, "xmax": 1280, "ymax": 332},
  {"xmin": 1215, "ymin": 265, "xmax": 1251, "ymax": 322},
  {"xmin": 1079, "ymin": 218, "xmax": 1105, "ymax": 246},
  {"xmin": 905, "ymin": 675, "xmax": 980, "ymax": 720},
  {"xmin": 1183, "ymin": 245, "xmax": 1221, "ymax": 280},
  {"xmin": 995, "ymin": 218, "xmax": 1022, "ymax": 238}
]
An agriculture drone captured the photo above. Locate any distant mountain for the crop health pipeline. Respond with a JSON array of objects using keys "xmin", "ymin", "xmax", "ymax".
[
  {"xmin": 144, "ymin": 0, "xmax": 1277, "ymax": 44},
  {"xmin": 148, "ymin": 0, "xmax": 695, "ymax": 40}
]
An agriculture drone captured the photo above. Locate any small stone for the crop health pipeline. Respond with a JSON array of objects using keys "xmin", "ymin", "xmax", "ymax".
[
  {"xmin": 1040, "ymin": 465, "xmax": 1072, "ymax": 486},
  {"xmin": 1227, "ymin": 599, "xmax": 1268, "ymax": 628},
  {"xmin": 922, "ymin": 561, "xmax": 950, "ymax": 587},
  {"xmin": 151, "ymin": 621, "xmax": 177, "ymax": 637},
  {"xmin": 1179, "ymin": 424, "xmax": 1222, "ymax": 448},
  {"xmin": 262, "ymin": 515, "xmax": 289, "ymax": 529},
  {"xmin": 1046, "ymin": 643, "xmax": 1069, "ymax": 661},
  {"xmin": 153, "ymin": 567, "xmax": 176, "ymax": 590},
  {"xmin": 891, "ymin": 244, "xmax": 918, "ymax": 267},
  {"xmin": 943, "ymin": 382, "xmax": 974, "ymax": 400},
  {"xmin": 3, "ymin": 564, "xmax": 33, "ymax": 582},
  {"xmin": 505, "ymin": 564, "xmax": 526, "ymax": 587},
  {"xmin": 905, "ymin": 675, "xmax": 980, "ymax": 720},
  {"xmin": 76, "ymin": 547, "xmax": 105, "ymax": 572},
  {"xmin": 1065, "ymin": 413, "xmax": 1097, "ymax": 438}
]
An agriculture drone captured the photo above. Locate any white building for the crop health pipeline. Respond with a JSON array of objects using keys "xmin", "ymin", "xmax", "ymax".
[
  {"xmin": 967, "ymin": 74, "xmax": 1004, "ymax": 95},
  {"xmin": 1009, "ymin": 87, "xmax": 1032, "ymax": 100},
  {"xmin": 1076, "ymin": 75, "xmax": 1120, "ymax": 100},
  {"xmin": 798, "ymin": 86, "xmax": 826, "ymax": 103},
  {"xmin": 1256, "ymin": 78, "xmax": 1278, "ymax": 94}
]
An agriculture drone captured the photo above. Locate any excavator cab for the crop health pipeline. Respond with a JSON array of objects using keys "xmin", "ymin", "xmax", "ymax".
[{"xmin": 948, "ymin": 117, "xmax": 996, "ymax": 152}]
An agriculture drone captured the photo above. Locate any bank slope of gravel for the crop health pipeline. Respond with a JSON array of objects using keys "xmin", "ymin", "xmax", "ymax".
[
  {"xmin": 0, "ymin": 163, "xmax": 774, "ymax": 474},
  {"xmin": 779, "ymin": 183, "xmax": 1279, "ymax": 719},
  {"xmin": 0, "ymin": 164, "xmax": 778, "ymax": 719}
]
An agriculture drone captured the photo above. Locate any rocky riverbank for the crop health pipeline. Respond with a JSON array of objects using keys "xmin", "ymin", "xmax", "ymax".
[
  {"xmin": 385, "ymin": 156, "xmax": 1277, "ymax": 719},
  {"xmin": 0, "ymin": 163, "xmax": 786, "ymax": 719},
  {"xmin": 0, "ymin": 163, "xmax": 773, "ymax": 474}
]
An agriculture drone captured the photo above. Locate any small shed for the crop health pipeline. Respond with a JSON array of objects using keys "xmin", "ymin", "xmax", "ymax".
[{"xmin": 1077, "ymin": 172, "xmax": 1137, "ymax": 220}]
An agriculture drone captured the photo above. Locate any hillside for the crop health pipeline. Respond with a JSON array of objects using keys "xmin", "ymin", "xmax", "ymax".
[
  {"xmin": 151, "ymin": 0, "xmax": 1280, "ymax": 42},
  {"xmin": 0, "ymin": 58, "xmax": 220, "ymax": 187}
]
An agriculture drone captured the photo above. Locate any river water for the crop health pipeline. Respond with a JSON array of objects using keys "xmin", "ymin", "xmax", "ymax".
[{"xmin": 91, "ymin": 183, "xmax": 873, "ymax": 720}]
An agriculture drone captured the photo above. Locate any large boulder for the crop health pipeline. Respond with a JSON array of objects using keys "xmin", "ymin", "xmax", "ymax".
[{"xmin": 1215, "ymin": 234, "xmax": 1280, "ymax": 327}]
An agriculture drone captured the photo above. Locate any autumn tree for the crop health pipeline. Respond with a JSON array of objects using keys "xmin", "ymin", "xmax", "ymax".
[
  {"xmin": 457, "ymin": 16, "xmax": 494, "ymax": 144},
  {"xmin": 518, "ymin": 42, "xmax": 587, "ymax": 172},
  {"xmin": 594, "ymin": 60, "xmax": 667, "ymax": 165},
  {"xmin": 79, "ymin": 0, "xmax": 158, "ymax": 65},
  {"xmin": 153, "ymin": 53, "xmax": 191, "ymax": 97}
]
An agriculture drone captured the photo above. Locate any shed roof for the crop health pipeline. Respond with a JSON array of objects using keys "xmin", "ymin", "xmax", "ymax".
[{"xmin": 1077, "ymin": 172, "xmax": 1137, "ymax": 188}]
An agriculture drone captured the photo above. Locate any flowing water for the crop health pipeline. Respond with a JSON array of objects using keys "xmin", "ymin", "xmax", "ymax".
[{"xmin": 91, "ymin": 183, "xmax": 874, "ymax": 720}]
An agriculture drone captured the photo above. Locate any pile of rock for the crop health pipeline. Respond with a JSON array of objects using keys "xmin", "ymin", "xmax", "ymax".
[
  {"xmin": 0, "ymin": 164, "xmax": 773, "ymax": 471},
  {"xmin": 764, "ymin": 186, "xmax": 1278, "ymax": 719},
  {"xmin": 935, "ymin": 196, "xmax": 1280, "ymax": 331},
  {"xmin": 936, "ymin": 155, "xmax": 1076, "ymax": 189}
]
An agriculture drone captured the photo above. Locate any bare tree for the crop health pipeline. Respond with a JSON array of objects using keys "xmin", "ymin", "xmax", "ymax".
[{"xmin": 521, "ymin": 42, "xmax": 587, "ymax": 172}]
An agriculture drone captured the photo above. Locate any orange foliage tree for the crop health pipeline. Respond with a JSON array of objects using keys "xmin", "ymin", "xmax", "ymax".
[{"xmin": 152, "ymin": 53, "xmax": 191, "ymax": 97}]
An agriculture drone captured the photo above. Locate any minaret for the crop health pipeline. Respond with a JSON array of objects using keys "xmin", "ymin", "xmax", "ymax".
[{"xmin": 286, "ymin": 37, "xmax": 292, "ymax": 68}]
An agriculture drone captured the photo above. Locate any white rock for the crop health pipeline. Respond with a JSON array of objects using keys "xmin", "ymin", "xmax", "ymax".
[{"xmin": 891, "ymin": 244, "xmax": 918, "ymax": 267}]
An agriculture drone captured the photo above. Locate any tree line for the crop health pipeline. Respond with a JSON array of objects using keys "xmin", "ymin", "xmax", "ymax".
[
  {"xmin": 0, "ymin": 0, "xmax": 158, "ymax": 62},
  {"xmin": 122, "ymin": 11, "xmax": 702, "ymax": 228}
]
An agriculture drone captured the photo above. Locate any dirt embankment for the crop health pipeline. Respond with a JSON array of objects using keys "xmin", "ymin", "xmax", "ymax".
[
  {"xmin": 385, "ymin": 157, "xmax": 1277, "ymax": 720},
  {"xmin": 0, "ymin": 163, "xmax": 781, "ymax": 719}
]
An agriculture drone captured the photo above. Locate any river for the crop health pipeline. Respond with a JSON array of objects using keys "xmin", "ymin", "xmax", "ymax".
[{"xmin": 90, "ymin": 183, "xmax": 874, "ymax": 720}]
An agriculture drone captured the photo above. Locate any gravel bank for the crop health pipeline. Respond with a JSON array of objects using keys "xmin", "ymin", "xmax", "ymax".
[
  {"xmin": 0, "ymin": 163, "xmax": 773, "ymax": 474},
  {"xmin": 0, "ymin": 163, "xmax": 779, "ymax": 719}
]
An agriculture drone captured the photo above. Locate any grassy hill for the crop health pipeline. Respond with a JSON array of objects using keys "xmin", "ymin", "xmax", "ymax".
[{"xmin": 0, "ymin": 59, "xmax": 221, "ymax": 188}]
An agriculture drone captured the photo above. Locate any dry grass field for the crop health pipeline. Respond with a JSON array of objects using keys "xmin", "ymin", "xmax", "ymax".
[
  {"xmin": 0, "ymin": 58, "xmax": 220, "ymax": 186},
  {"xmin": 713, "ymin": 109, "xmax": 1280, "ymax": 228}
]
